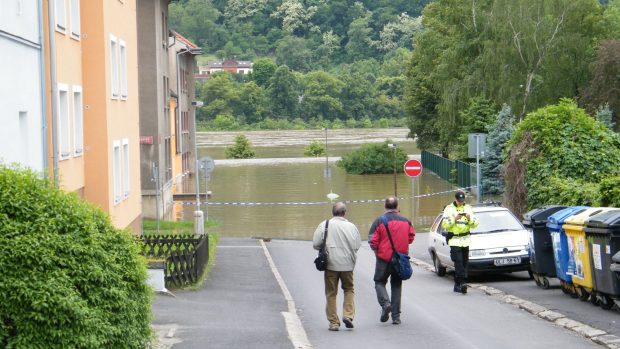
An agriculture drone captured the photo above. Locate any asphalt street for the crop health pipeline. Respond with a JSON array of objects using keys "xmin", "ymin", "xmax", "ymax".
[{"xmin": 152, "ymin": 237, "xmax": 619, "ymax": 348}]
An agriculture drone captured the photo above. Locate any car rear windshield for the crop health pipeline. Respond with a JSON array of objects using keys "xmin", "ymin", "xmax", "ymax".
[{"xmin": 471, "ymin": 211, "xmax": 524, "ymax": 234}]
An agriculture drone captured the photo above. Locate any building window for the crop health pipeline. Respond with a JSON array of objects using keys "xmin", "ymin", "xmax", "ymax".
[
  {"xmin": 113, "ymin": 140, "xmax": 122, "ymax": 204},
  {"xmin": 69, "ymin": 0, "xmax": 80, "ymax": 39},
  {"xmin": 122, "ymin": 139, "xmax": 130, "ymax": 198},
  {"xmin": 58, "ymin": 84, "xmax": 70, "ymax": 159},
  {"xmin": 110, "ymin": 35, "xmax": 119, "ymax": 99},
  {"xmin": 164, "ymin": 137, "xmax": 172, "ymax": 181},
  {"xmin": 161, "ymin": 12, "xmax": 168, "ymax": 48},
  {"xmin": 55, "ymin": 0, "xmax": 67, "ymax": 33},
  {"xmin": 120, "ymin": 41, "xmax": 128, "ymax": 99},
  {"xmin": 72, "ymin": 86, "xmax": 83, "ymax": 156}
]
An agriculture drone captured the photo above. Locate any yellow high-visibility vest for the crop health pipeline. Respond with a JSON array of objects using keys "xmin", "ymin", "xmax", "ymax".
[{"xmin": 442, "ymin": 202, "xmax": 479, "ymax": 247}]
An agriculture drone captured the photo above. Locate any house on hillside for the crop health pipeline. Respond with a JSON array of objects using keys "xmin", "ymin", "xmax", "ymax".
[{"xmin": 196, "ymin": 59, "xmax": 253, "ymax": 79}]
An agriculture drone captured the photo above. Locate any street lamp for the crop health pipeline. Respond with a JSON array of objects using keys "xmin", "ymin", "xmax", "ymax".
[
  {"xmin": 388, "ymin": 143, "xmax": 397, "ymax": 197},
  {"xmin": 324, "ymin": 127, "xmax": 330, "ymax": 178},
  {"xmin": 192, "ymin": 100, "xmax": 204, "ymax": 235}
]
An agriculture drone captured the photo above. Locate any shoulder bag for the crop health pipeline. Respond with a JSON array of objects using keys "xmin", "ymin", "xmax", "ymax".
[
  {"xmin": 314, "ymin": 219, "xmax": 329, "ymax": 271},
  {"xmin": 381, "ymin": 216, "xmax": 413, "ymax": 280}
]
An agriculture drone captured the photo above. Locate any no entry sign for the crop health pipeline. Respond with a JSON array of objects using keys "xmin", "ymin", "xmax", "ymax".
[{"xmin": 404, "ymin": 159, "xmax": 422, "ymax": 177}]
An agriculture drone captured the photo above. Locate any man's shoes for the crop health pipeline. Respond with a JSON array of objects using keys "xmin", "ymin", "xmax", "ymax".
[
  {"xmin": 328, "ymin": 324, "xmax": 339, "ymax": 331},
  {"xmin": 343, "ymin": 317, "xmax": 354, "ymax": 329},
  {"xmin": 380, "ymin": 304, "xmax": 391, "ymax": 323},
  {"xmin": 392, "ymin": 317, "xmax": 401, "ymax": 325},
  {"xmin": 454, "ymin": 284, "xmax": 468, "ymax": 294},
  {"xmin": 461, "ymin": 284, "xmax": 468, "ymax": 294},
  {"xmin": 453, "ymin": 284, "xmax": 461, "ymax": 293}
]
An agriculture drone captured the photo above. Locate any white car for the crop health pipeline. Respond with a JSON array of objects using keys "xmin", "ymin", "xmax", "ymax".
[{"xmin": 427, "ymin": 205, "xmax": 531, "ymax": 276}]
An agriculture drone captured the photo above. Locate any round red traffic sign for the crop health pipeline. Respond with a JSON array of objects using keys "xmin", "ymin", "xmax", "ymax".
[{"xmin": 404, "ymin": 159, "xmax": 422, "ymax": 177}]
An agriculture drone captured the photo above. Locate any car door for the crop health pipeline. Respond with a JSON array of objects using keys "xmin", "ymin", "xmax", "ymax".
[{"xmin": 431, "ymin": 215, "xmax": 453, "ymax": 268}]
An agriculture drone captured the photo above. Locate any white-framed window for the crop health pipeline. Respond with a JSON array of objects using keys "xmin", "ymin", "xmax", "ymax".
[
  {"xmin": 72, "ymin": 86, "xmax": 84, "ymax": 156},
  {"xmin": 119, "ymin": 40, "xmax": 128, "ymax": 99},
  {"xmin": 113, "ymin": 140, "xmax": 122, "ymax": 204},
  {"xmin": 122, "ymin": 139, "xmax": 130, "ymax": 198},
  {"xmin": 110, "ymin": 35, "xmax": 119, "ymax": 99},
  {"xmin": 69, "ymin": 0, "xmax": 81, "ymax": 39},
  {"xmin": 55, "ymin": 0, "xmax": 67, "ymax": 33},
  {"xmin": 58, "ymin": 84, "xmax": 71, "ymax": 159}
]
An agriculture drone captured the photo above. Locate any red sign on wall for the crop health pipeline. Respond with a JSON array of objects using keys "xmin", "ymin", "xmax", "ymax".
[{"xmin": 140, "ymin": 136, "xmax": 154, "ymax": 145}]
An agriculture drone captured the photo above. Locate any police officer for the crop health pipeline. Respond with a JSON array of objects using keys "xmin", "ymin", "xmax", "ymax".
[{"xmin": 442, "ymin": 190, "xmax": 479, "ymax": 294}]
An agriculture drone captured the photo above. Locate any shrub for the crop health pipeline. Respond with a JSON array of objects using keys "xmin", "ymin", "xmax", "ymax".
[
  {"xmin": 304, "ymin": 140, "xmax": 326, "ymax": 157},
  {"xmin": 599, "ymin": 176, "xmax": 620, "ymax": 207},
  {"xmin": 225, "ymin": 135, "xmax": 256, "ymax": 159},
  {"xmin": 337, "ymin": 140, "xmax": 409, "ymax": 174},
  {"xmin": 0, "ymin": 166, "xmax": 152, "ymax": 348},
  {"xmin": 504, "ymin": 99, "xmax": 620, "ymax": 217}
]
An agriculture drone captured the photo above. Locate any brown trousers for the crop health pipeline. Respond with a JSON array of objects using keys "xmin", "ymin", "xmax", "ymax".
[{"xmin": 324, "ymin": 270, "xmax": 355, "ymax": 326}]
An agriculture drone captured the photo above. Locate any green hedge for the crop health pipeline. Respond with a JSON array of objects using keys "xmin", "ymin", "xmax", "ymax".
[
  {"xmin": 337, "ymin": 140, "xmax": 409, "ymax": 175},
  {"xmin": 0, "ymin": 166, "xmax": 152, "ymax": 348}
]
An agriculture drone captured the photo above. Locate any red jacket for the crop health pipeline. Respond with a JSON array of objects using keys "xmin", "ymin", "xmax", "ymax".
[{"xmin": 369, "ymin": 211, "xmax": 415, "ymax": 262}]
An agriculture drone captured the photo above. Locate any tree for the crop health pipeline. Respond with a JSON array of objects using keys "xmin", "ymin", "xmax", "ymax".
[
  {"xmin": 250, "ymin": 58, "xmax": 277, "ymax": 88},
  {"xmin": 299, "ymin": 71, "xmax": 345, "ymax": 121},
  {"xmin": 337, "ymin": 141, "xmax": 409, "ymax": 174},
  {"xmin": 345, "ymin": 16, "xmax": 377, "ymax": 61},
  {"xmin": 269, "ymin": 65, "xmax": 299, "ymax": 119},
  {"xmin": 238, "ymin": 81, "xmax": 268, "ymax": 124},
  {"xmin": 275, "ymin": 36, "xmax": 312, "ymax": 72},
  {"xmin": 196, "ymin": 73, "xmax": 240, "ymax": 121},
  {"xmin": 225, "ymin": 135, "xmax": 256, "ymax": 159},
  {"xmin": 455, "ymin": 98, "xmax": 498, "ymax": 159},
  {"xmin": 271, "ymin": 0, "xmax": 318, "ymax": 36},
  {"xmin": 481, "ymin": 104, "xmax": 515, "ymax": 195},
  {"xmin": 596, "ymin": 103, "xmax": 615, "ymax": 130},
  {"xmin": 581, "ymin": 40, "xmax": 620, "ymax": 126},
  {"xmin": 303, "ymin": 140, "xmax": 325, "ymax": 157},
  {"xmin": 338, "ymin": 72, "xmax": 375, "ymax": 121}
]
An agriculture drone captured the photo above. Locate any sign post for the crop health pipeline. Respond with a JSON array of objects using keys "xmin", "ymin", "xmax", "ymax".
[{"xmin": 404, "ymin": 159, "xmax": 423, "ymax": 224}]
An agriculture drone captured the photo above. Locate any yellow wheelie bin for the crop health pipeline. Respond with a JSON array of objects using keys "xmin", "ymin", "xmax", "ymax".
[{"xmin": 562, "ymin": 207, "xmax": 617, "ymax": 303}]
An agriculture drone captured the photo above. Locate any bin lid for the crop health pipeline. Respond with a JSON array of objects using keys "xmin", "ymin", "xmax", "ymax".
[
  {"xmin": 522, "ymin": 205, "xmax": 567, "ymax": 227},
  {"xmin": 613, "ymin": 251, "xmax": 620, "ymax": 264},
  {"xmin": 563, "ymin": 207, "xmax": 617, "ymax": 230},
  {"xmin": 547, "ymin": 206, "xmax": 589, "ymax": 227},
  {"xmin": 586, "ymin": 209, "xmax": 620, "ymax": 231}
]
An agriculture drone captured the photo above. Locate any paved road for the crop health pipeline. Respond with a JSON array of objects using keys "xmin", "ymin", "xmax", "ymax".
[{"xmin": 152, "ymin": 237, "xmax": 619, "ymax": 348}]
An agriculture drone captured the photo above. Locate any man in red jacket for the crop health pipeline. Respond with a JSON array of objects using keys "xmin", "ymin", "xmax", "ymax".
[{"xmin": 368, "ymin": 196, "xmax": 415, "ymax": 325}]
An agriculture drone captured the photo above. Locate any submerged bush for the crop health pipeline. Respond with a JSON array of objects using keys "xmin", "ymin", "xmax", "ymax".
[
  {"xmin": 337, "ymin": 140, "xmax": 409, "ymax": 175},
  {"xmin": 0, "ymin": 166, "xmax": 152, "ymax": 348}
]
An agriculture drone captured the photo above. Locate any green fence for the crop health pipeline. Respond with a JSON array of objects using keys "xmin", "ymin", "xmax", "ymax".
[{"xmin": 421, "ymin": 150, "xmax": 474, "ymax": 189}]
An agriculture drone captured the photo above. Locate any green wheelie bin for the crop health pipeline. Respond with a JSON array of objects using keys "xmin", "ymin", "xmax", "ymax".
[
  {"xmin": 523, "ymin": 205, "xmax": 567, "ymax": 288},
  {"xmin": 584, "ymin": 209, "xmax": 620, "ymax": 309}
]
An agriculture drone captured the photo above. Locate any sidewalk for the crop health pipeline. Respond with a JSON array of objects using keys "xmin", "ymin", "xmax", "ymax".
[{"xmin": 151, "ymin": 238, "xmax": 292, "ymax": 349}]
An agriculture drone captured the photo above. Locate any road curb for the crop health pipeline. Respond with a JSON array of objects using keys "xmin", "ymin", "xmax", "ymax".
[{"xmin": 411, "ymin": 257, "xmax": 620, "ymax": 349}]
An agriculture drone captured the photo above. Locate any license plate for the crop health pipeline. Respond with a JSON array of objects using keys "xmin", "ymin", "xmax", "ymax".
[{"xmin": 494, "ymin": 257, "xmax": 521, "ymax": 266}]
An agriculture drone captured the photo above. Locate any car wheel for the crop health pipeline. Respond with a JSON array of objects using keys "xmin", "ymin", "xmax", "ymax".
[
  {"xmin": 432, "ymin": 252, "xmax": 447, "ymax": 277},
  {"xmin": 599, "ymin": 294, "xmax": 615, "ymax": 310}
]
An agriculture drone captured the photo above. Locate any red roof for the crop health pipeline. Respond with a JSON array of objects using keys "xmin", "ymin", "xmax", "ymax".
[{"xmin": 173, "ymin": 31, "xmax": 198, "ymax": 49}]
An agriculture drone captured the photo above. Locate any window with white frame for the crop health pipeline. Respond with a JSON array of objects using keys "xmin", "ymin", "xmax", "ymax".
[
  {"xmin": 58, "ymin": 84, "xmax": 71, "ymax": 159},
  {"xmin": 113, "ymin": 140, "xmax": 122, "ymax": 204},
  {"xmin": 72, "ymin": 86, "xmax": 84, "ymax": 155},
  {"xmin": 122, "ymin": 139, "xmax": 130, "ymax": 198},
  {"xmin": 55, "ymin": 0, "xmax": 67, "ymax": 33},
  {"xmin": 110, "ymin": 35, "xmax": 119, "ymax": 98},
  {"xmin": 120, "ymin": 40, "xmax": 127, "ymax": 99},
  {"xmin": 69, "ymin": 0, "xmax": 80, "ymax": 39}
]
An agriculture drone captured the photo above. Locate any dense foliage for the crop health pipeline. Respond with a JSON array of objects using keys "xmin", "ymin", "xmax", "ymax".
[
  {"xmin": 405, "ymin": 0, "xmax": 620, "ymax": 155},
  {"xmin": 0, "ymin": 166, "xmax": 152, "ymax": 348},
  {"xmin": 303, "ymin": 140, "xmax": 325, "ymax": 157},
  {"xmin": 481, "ymin": 104, "xmax": 515, "ymax": 196},
  {"xmin": 337, "ymin": 141, "xmax": 409, "ymax": 175},
  {"xmin": 225, "ymin": 135, "xmax": 257, "ymax": 158},
  {"xmin": 503, "ymin": 99, "xmax": 620, "ymax": 217}
]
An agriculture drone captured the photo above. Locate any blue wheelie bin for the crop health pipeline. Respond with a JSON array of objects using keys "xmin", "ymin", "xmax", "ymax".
[
  {"xmin": 523, "ymin": 205, "xmax": 567, "ymax": 288},
  {"xmin": 584, "ymin": 209, "xmax": 620, "ymax": 309},
  {"xmin": 546, "ymin": 206, "xmax": 589, "ymax": 297}
]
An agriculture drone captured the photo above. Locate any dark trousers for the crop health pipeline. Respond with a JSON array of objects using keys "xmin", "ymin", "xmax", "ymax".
[
  {"xmin": 450, "ymin": 246, "xmax": 469, "ymax": 286},
  {"xmin": 373, "ymin": 258, "xmax": 402, "ymax": 319}
]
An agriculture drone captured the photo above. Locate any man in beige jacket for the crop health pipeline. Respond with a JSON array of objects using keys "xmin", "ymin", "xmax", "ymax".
[{"xmin": 313, "ymin": 202, "xmax": 362, "ymax": 331}]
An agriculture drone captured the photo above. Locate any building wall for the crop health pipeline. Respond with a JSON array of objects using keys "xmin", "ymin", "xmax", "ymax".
[
  {"xmin": 50, "ymin": 0, "xmax": 86, "ymax": 193},
  {"xmin": 81, "ymin": 0, "xmax": 142, "ymax": 233},
  {"xmin": 0, "ymin": 1, "xmax": 44, "ymax": 171}
]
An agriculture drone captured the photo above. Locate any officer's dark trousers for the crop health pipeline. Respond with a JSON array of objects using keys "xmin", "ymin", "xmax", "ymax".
[{"xmin": 450, "ymin": 246, "xmax": 469, "ymax": 286}]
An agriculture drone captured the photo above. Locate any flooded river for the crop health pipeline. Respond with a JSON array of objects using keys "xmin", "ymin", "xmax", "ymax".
[{"xmin": 180, "ymin": 128, "xmax": 467, "ymax": 240}]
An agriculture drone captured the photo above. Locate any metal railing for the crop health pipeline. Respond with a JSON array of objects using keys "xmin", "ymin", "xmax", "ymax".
[
  {"xmin": 421, "ymin": 150, "xmax": 474, "ymax": 189},
  {"xmin": 139, "ymin": 234, "xmax": 209, "ymax": 288}
]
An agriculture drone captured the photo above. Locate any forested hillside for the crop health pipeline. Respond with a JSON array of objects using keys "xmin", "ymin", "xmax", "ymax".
[{"xmin": 169, "ymin": 0, "xmax": 429, "ymax": 130}]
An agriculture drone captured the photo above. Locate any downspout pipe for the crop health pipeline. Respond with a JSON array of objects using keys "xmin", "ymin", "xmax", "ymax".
[
  {"xmin": 37, "ymin": 0, "xmax": 48, "ymax": 174},
  {"xmin": 48, "ymin": 0, "xmax": 59, "ymax": 187}
]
